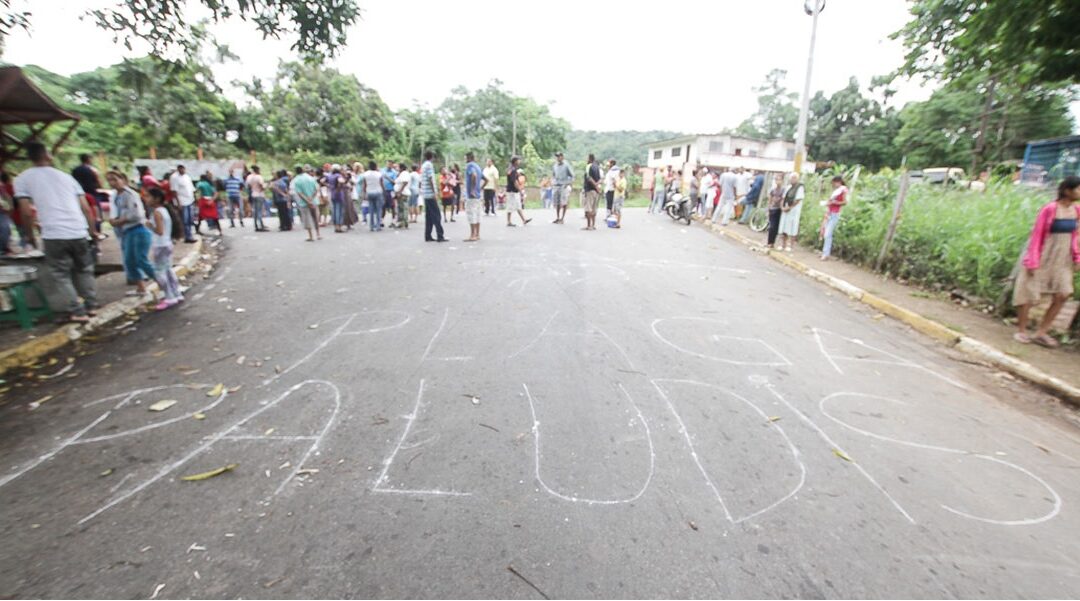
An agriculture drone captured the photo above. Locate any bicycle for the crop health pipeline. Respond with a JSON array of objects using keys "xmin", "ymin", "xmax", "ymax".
[{"xmin": 746, "ymin": 196, "xmax": 769, "ymax": 232}]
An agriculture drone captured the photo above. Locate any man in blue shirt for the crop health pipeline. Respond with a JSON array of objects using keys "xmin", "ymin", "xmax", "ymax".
[
  {"xmin": 740, "ymin": 170, "xmax": 765, "ymax": 224},
  {"xmin": 381, "ymin": 160, "xmax": 398, "ymax": 224},
  {"xmin": 421, "ymin": 151, "xmax": 446, "ymax": 242},
  {"xmin": 224, "ymin": 171, "xmax": 245, "ymax": 228},
  {"xmin": 464, "ymin": 152, "xmax": 484, "ymax": 242}
]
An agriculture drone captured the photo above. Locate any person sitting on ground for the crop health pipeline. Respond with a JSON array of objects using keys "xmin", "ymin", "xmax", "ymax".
[{"xmin": 1012, "ymin": 175, "xmax": 1080, "ymax": 348}]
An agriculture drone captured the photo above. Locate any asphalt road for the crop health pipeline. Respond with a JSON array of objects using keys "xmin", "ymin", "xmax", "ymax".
[{"xmin": 2, "ymin": 208, "xmax": 1080, "ymax": 599}]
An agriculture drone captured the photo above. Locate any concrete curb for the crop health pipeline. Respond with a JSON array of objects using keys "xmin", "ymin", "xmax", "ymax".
[
  {"xmin": 693, "ymin": 216, "xmax": 1080, "ymax": 404},
  {"xmin": 0, "ymin": 238, "xmax": 207, "ymax": 377}
]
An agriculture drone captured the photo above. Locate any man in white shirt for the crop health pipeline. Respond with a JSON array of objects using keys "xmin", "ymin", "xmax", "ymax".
[
  {"xmin": 13, "ymin": 142, "xmax": 98, "ymax": 323},
  {"xmin": 699, "ymin": 169, "xmax": 716, "ymax": 217},
  {"xmin": 711, "ymin": 167, "xmax": 740, "ymax": 225},
  {"xmin": 168, "ymin": 164, "xmax": 197, "ymax": 242},
  {"xmin": 602, "ymin": 159, "xmax": 619, "ymax": 216},
  {"xmin": 734, "ymin": 167, "xmax": 751, "ymax": 222}
]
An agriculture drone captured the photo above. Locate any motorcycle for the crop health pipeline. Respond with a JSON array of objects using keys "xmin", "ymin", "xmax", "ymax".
[{"xmin": 663, "ymin": 190, "xmax": 693, "ymax": 225}]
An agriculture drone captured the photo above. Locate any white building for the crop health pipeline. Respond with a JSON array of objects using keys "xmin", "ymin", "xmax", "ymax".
[{"xmin": 645, "ymin": 133, "xmax": 812, "ymax": 174}]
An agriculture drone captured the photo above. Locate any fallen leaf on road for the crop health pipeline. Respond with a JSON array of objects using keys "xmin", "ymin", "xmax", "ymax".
[
  {"xmin": 768, "ymin": 416, "xmax": 782, "ymax": 422},
  {"xmin": 180, "ymin": 369, "xmax": 200, "ymax": 376},
  {"xmin": 297, "ymin": 468, "xmax": 319, "ymax": 475},
  {"xmin": 113, "ymin": 321, "xmax": 135, "ymax": 330},
  {"xmin": 235, "ymin": 308, "xmax": 246, "ymax": 313},
  {"xmin": 46, "ymin": 357, "xmax": 59, "ymax": 366},
  {"xmin": 38, "ymin": 364, "xmax": 74, "ymax": 380},
  {"xmin": 264, "ymin": 428, "xmax": 275, "ymax": 436},
  {"xmin": 1035, "ymin": 444, "xmax": 1051, "ymax": 454},
  {"xmin": 279, "ymin": 461, "xmax": 291, "ymax": 470},
  {"xmin": 186, "ymin": 543, "xmax": 207, "ymax": 553},
  {"xmin": 236, "ymin": 355, "xmax": 246, "ymax": 365},
  {"xmin": 308, "ymin": 324, "xmax": 318, "ymax": 329},
  {"xmin": 688, "ymin": 521, "xmax": 698, "ymax": 531},
  {"xmin": 148, "ymin": 400, "xmax": 177, "ymax": 412},
  {"xmin": 833, "ymin": 449, "xmax": 853, "ymax": 462},
  {"xmin": 181, "ymin": 464, "xmax": 237, "ymax": 481},
  {"xmin": 99, "ymin": 468, "xmax": 114, "ymax": 477},
  {"xmin": 152, "ymin": 350, "xmax": 169, "ymax": 358},
  {"xmin": 206, "ymin": 383, "xmax": 225, "ymax": 397},
  {"xmin": 227, "ymin": 385, "xmax": 242, "ymax": 393},
  {"xmin": 28, "ymin": 395, "xmax": 53, "ymax": 410},
  {"xmin": 150, "ymin": 583, "xmax": 165, "ymax": 599},
  {"xmin": 193, "ymin": 413, "xmax": 206, "ymax": 420},
  {"xmin": 274, "ymin": 365, "xmax": 282, "ymax": 374}
]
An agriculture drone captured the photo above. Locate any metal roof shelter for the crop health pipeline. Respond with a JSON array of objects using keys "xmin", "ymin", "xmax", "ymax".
[{"xmin": 0, "ymin": 66, "xmax": 80, "ymax": 166}]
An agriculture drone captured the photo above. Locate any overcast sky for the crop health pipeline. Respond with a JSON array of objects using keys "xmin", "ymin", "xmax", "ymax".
[{"xmin": 4, "ymin": 0, "xmax": 1076, "ymax": 133}]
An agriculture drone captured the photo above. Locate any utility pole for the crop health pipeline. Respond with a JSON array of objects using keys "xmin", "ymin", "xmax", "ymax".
[{"xmin": 793, "ymin": 0, "xmax": 825, "ymax": 175}]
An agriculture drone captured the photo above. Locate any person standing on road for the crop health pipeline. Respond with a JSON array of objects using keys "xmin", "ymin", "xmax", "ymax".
[
  {"xmin": 409, "ymin": 164, "xmax": 422, "ymax": 224},
  {"xmin": 196, "ymin": 175, "xmax": 222, "ymax": 236},
  {"xmin": 224, "ymin": 170, "xmax": 245, "ymax": 228},
  {"xmin": 603, "ymin": 159, "xmax": 619, "ymax": 216},
  {"xmin": 482, "ymin": 158, "xmax": 499, "ymax": 216},
  {"xmin": 820, "ymin": 175, "xmax": 848, "ymax": 260},
  {"xmin": 765, "ymin": 174, "xmax": 784, "ymax": 248},
  {"xmin": 1012, "ymin": 176, "xmax": 1080, "ymax": 348},
  {"xmin": 293, "ymin": 166, "xmax": 321, "ymax": 242},
  {"xmin": 649, "ymin": 166, "xmax": 667, "ymax": 214},
  {"xmin": 393, "ymin": 162, "xmax": 411, "ymax": 229},
  {"xmin": 612, "ymin": 168, "xmax": 627, "ymax": 229},
  {"xmin": 778, "ymin": 172, "xmax": 804, "ymax": 252},
  {"xmin": 421, "ymin": 151, "xmax": 447, "ymax": 242},
  {"xmin": 382, "ymin": 160, "xmax": 398, "ymax": 225},
  {"xmin": 582, "ymin": 154, "xmax": 602, "ymax": 230},
  {"xmin": 464, "ymin": 152, "xmax": 484, "ymax": 242},
  {"xmin": 107, "ymin": 171, "xmax": 156, "ymax": 299},
  {"xmin": 733, "ymin": 167, "xmax": 750, "ymax": 222},
  {"xmin": 144, "ymin": 187, "xmax": 184, "ymax": 310},
  {"xmin": 451, "ymin": 164, "xmax": 463, "ymax": 218},
  {"xmin": 441, "ymin": 166, "xmax": 457, "ymax": 223},
  {"xmin": 689, "ymin": 169, "xmax": 700, "ymax": 216},
  {"xmin": 711, "ymin": 167, "xmax": 738, "ymax": 225},
  {"xmin": 245, "ymin": 165, "xmax": 269, "ymax": 232},
  {"xmin": 71, "ymin": 153, "xmax": 105, "ymax": 235},
  {"xmin": 361, "ymin": 161, "xmax": 385, "ymax": 232},
  {"xmin": 550, "ymin": 152, "xmax": 573, "ymax": 224},
  {"xmin": 169, "ymin": 164, "xmax": 198, "ymax": 242},
  {"xmin": 699, "ymin": 168, "xmax": 715, "ymax": 217},
  {"xmin": 739, "ymin": 170, "xmax": 764, "ymax": 225},
  {"xmin": 505, "ymin": 156, "xmax": 532, "ymax": 227},
  {"xmin": 327, "ymin": 164, "xmax": 347, "ymax": 233},
  {"xmin": 271, "ymin": 170, "xmax": 292, "ymax": 231},
  {"xmin": 13, "ymin": 142, "xmax": 98, "ymax": 323}
]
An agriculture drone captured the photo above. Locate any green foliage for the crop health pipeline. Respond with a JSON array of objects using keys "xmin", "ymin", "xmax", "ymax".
[
  {"xmin": 439, "ymin": 81, "xmax": 569, "ymax": 163},
  {"xmin": 894, "ymin": 0, "xmax": 1080, "ymax": 86},
  {"xmin": 807, "ymin": 78, "xmax": 902, "ymax": 170},
  {"xmin": 735, "ymin": 69, "xmax": 798, "ymax": 140},
  {"xmin": 564, "ymin": 130, "xmax": 682, "ymax": 166},
  {"xmin": 799, "ymin": 175, "xmax": 1079, "ymax": 303}
]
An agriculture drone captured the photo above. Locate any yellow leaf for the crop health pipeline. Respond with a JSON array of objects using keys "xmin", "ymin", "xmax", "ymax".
[
  {"xmin": 152, "ymin": 350, "xmax": 169, "ymax": 358},
  {"xmin": 148, "ymin": 400, "xmax": 177, "ymax": 412},
  {"xmin": 206, "ymin": 383, "xmax": 225, "ymax": 397},
  {"xmin": 99, "ymin": 468, "xmax": 114, "ymax": 477},
  {"xmin": 181, "ymin": 464, "xmax": 237, "ymax": 481},
  {"xmin": 227, "ymin": 385, "xmax": 242, "ymax": 393},
  {"xmin": 833, "ymin": 448, "xmax": 853, "ymax": 462},
  {"xmin": 47, "ymin": 357, "xmax": 59, "ymax": 366},
  {"xmin": 264, "ymin": 428, "xmax": 275, "ymax": 436},
  {"xmin": 193, "ymin": 413, "xmax": 206, "ymax": 420},
  {"xmin": 768, "ymin": 416, "xmax": 782, "ymax": 422}
]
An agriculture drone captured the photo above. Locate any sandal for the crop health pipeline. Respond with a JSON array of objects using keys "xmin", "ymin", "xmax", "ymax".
[
  {"xmin": 1012, "ymin": 332, "xmax": 1032, "ymax": 344},
  {"xmin": 1033, "ymin": 334, "xmax": 1059, "ymax": 348}
]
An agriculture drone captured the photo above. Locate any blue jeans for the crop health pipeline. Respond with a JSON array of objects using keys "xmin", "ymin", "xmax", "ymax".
[
  {"xmin": 181, "ymin": 203, "xmax": 195, "ymax": 241},
  {"xmin": 0, "ymin": 212, "xmax": 11, "ymax": 253},
  {"xmin": 122, "ymin": 225, "xmax": 156, "ymax": 283},
  {"xmin": 331, "ymin": 199, "xmax": 344, "ymax": 225},
  {"xmin": 367, "ymin": 192, "xmax": 384, "ymax": 230},
  {"xmin": 252, "ymin": 196, "xmax": 266, "ymax": 230},
  {"xmin": 822, "ymin": 212, "xmax": 840, "ymax": 257}
]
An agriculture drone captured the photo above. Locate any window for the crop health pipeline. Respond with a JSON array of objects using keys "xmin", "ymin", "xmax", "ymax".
[
  {"xmin": 653, "ymin": 150, "xmax": 663, "ymax": 159},
  {"xmin": 748, "ymin": 149, "xmax": 758, "ymax": 157},
  {"xmin": 734, "ymin": 148, "xmax": 743, "ymax": 156},
  {"xmin": 786, "ymin": 149, "xmax": 795, "ymax": 160},
  {"xmin": 671, "ymin": 147, "xmax": 681, "ymax": 157},
  {"xmin": 708, "ymin": 141, "xmax": 724, "ymax": 153}
]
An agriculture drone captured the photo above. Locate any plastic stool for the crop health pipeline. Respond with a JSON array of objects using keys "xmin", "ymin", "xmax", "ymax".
[{"xmin": 0, "ymin": 280, "xmax": 54, "ymax": 329}]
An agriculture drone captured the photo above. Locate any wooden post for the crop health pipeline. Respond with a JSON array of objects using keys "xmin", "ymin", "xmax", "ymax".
[
  {"xmin": 875, "ymin": 160, "xmax": 910, "ymax": 273},
  {"xmin": 149, "ymin": 147, "xmax": 157, "ymax": 160},
  {"xmin": 249, "ymin": 150, "xmax": 256, "ymax": 165},
  {"xmin": 197, "ymin": 146, "xmax": 204, "ymax": 160},
  {"xmin": 96, "ymin": 151, "xmax": 107, "ymax": 174}
]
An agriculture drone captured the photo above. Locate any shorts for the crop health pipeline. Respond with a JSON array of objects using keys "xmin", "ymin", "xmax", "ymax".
[
  {"xmin": 441, "ymin": 197, "xmax": 455, "ymax": 207},
  {"xmin": 552, "ymin": 185, "xmax": 569, "ymax": 207},
  {"xmin": 613, "ymin": 197, "xmax": 624, "ymax": 215},
  {"xmin": 582, "ymin": 190, "xmax": 600, "ymax": 213},
  {"xmin": 298, "ymin": 203, "xmax": 317, "ymax": 229},
  {"xmin": 506, "ymin": 192, "xmax": 522, "ymax": 211},
  {"xmin": 465, "ymin": 198, "xmax": 482, "ymax": 224},
  {"xmin": 409, "ymin": 194, "xmax": 420, "ymax": 208}
]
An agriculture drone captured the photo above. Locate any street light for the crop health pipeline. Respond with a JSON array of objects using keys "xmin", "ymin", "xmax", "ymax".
[{"xmin": 793, "ymin": 0, "xmax": 825, "ymax": 175}]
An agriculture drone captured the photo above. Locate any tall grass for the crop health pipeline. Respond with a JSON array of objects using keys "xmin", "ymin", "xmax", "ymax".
[{"xmin": 799, "ymin": 176, "xmax": 1078, "ymax": 306}]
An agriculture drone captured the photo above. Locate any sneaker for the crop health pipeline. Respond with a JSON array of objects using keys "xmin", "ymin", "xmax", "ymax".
[{"xmin": 154, "ymin": 300, "xmax": 174, "ymax": 311}]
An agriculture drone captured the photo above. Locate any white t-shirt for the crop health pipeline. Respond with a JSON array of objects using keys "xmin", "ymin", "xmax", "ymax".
[
  {"xmin": 700, "ymin": 173, "xmax": 715, "ymax": 195},
  {"xmin": 603, "ymin": 167, "xmax": 619, "ymax": 193},
  {"xmin": 482, "ymin": 165, "xmax": 499, "ymax": 190},
  {"xmin": 151, "ymin": 206, "xmax": 173, "ymax": 249},
  {"xmin": 362, "ymin": 170, "xmax": 383, "ymax": 195},
  {"xmin": 735, "ymin": 173, "xmax": 750, "ymax": 196},
  {"xmin": 169, "ymin": 172, "xmax": 195, "ymax": 206},
  {"xmin": 245, "ymin": 173, "xmax": 265, "ymax": 198},
  {"xmin": 13, "ymin": 166, "xmax": 88, "ymax": 240},
  {"xmin": 394, "ymin": 170, "xmax": 411, "ymax": 194}
]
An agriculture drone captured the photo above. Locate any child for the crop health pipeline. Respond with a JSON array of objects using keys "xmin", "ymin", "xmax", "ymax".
[
  {"xmin": 612, "ymin": 170, "xmax": 627, "ymax": 228},
  {"xmin": 144, "ymin": 187, "xmax": 184, "ymax": 310},
  {"xmin": 197, "ymin": 192, "xmax": 223, "ymax": 236}
]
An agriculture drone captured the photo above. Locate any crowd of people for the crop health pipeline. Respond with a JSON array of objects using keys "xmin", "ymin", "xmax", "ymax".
[{"xmin": 1, "ymin": 141, "xmax": 1076, "ymax": 349}]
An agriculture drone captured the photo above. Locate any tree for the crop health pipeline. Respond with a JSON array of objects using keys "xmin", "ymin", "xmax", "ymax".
[
  {"xmin": 439, "ymin": 81, "xmax": 569, "ymax": 163},
  {"xmin": 894, "ymin": 0, "xmax": 1080, "ymax": 86},
  {"xmin": 734, "ymin": 69, "xmax": 798, "ymax": 140},
  {"xmin": 1, "ymin": 1, "xmax": 360, "ymax": 62},
  {"xmin": 377, "ymin": 105, "xmax": 450, "ymax": 163},
  {"xmin": 240, "ymin": 61, "xmax": 395, "ymax": 157},
  {"xmin": 564, "ymin": 130, "xmax": 683, "ymax": 166},
  {"xmin": 806, "ymin": 77, "xmax": 901, "ymax": 170}
]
